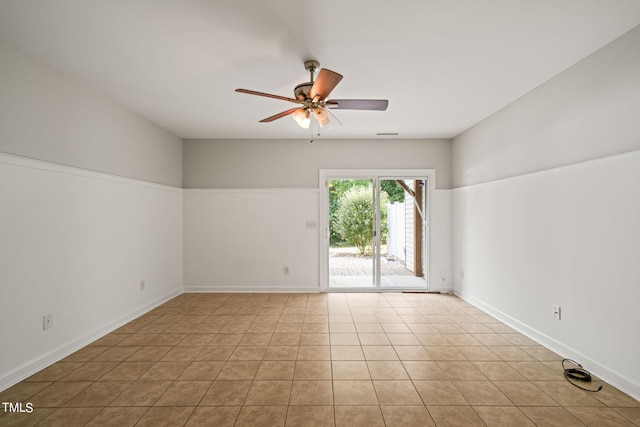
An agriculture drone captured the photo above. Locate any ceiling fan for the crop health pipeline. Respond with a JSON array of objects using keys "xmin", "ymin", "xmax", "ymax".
[{"xmin": 236, "ymin": 60, "xmax": 388, "ymax": 129}]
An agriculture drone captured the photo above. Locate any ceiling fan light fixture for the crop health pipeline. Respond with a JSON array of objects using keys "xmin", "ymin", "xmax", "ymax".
[
  {"xmin": 313, "ymin": 107, "xmax": 330, "ymax": 127},
  {"xmin": 292, "ymin": 108, "xmax": 311, "ymax": 129}
]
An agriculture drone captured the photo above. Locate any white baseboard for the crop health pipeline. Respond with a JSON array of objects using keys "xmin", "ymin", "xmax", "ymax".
[
  {"xmin": 455, "ymin": 289, "xmax": 640, "ymax": 402},
  {"xmin": 0, "ymin": 288, "xmax": 182, "ymax": 392},
  {"xmin": 184, "ymin": 285, "xmax": 321, "ymax": 293}
]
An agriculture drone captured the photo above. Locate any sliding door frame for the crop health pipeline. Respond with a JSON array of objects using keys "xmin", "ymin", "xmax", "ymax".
[{"xmin": 319, "ymin": 169, "xmax": 436, "ymax": 292}]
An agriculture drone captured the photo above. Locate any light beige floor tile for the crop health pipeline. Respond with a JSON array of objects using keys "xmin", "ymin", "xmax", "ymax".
[
  {"xmin": 393, "ymin": 345, "xmax": 431, "ymax": 360},
  {"xmin": 473, "ymin": 406, "xmax": 535, "ymax": 427},
  {"xmin": 424, "ymin": 346, "xmax": 466, "ymax": 361},
  {"xmin": 416, "ymin": 333, "xmax": 451, "ymax": 346},
  {"xmin": 493, "ymin": 381, "xmax": 558, "ymax": 406},
  {"xmin": 380, "ymin": 405, "xmax": 435, "ymax": 427},
  {"xmin": 93, "ymin": 346, "xmax": 141, "ymax": 362},
  {"xmin": 271, "ymin": 333, "xmax": 302, "ymax": 345},
  {"xmin": 99, "ymin": 361, "xmax": 154, "ymax": 381},
  {"xmin": 85, "ymin": 407, "xmax": 148, "ymax": 426},
  {"xmin": 235, "ymin": 405, "xmax": 287, "ymax": 427},
  {"xmin": 275, "ymin": 323, "xmax": 304, "ymax": 334},
  {"xmin": 194, "ymin": 345, "xmax": 235, "ymax": 361},
  {"xmin": 110, "ymin": 380, "xmax": 172, "ymax": 406},
  {"xmin": 38, "ymin": 407, "xmax": 102, "ymax": 426},
  {"xmin": 239, "ymin": 333, "xmax": 273, "ymax": 346},
  {"xmin": 335, "ymin": 406, "xmax": 385, "ymax": 427},
  {"xmin": 490, "ymin": 346, "xmax": 537, "ymax": 361},
  {"xmin": 59, "ymin": 361, "xmax": 119, "ymax": 381},
  {"xmin": 519, "ymin": 406, "xmax": 585, "ymax": 426},
  {"xmin": 372, "ymin": 380, "xmax": 422, "ymax": 405},
  {"xmin": 30, "ymin": 382, "xmax": 93, "ymax": 407},
  {"xmin": 297, "ymin": 346, "xmax": 331, "ymax": 360},
  {"xmin": 613, "ymin": 407, "xmax": 640, "ymax": 425},
  {"xmin": 153, "ymin": 380, "xmax": 211, "ymax": 406},
  {"xmin": 63, "ymin": 380, "xmax": 131, "ymax": 406},
  {"xmin": 300, "ymin": 334, "xmax": 330, "ymax": 345},
  {"xmin": 332, "ymin": 361, "xmax": 371, "ymax": 380},
  {"xmin": 331, "ymin": 345, "xmax": 365, "ymax": 360},
  {"xmin": 264, "ymin": 346, "xmax": 299, "ymax": 360},
  {"xmin": 402, "ymin": 360, "xmax": 448, "ymax": 380},
  {"xmin": 302, "ymin": 322, "xmax": 330, "ymax": 333},
  {"xmin": 330, "ymin": 323, "xmax": 357, "ymax": 333},
  {"xmin": 210, "ymin": 333, "xmax": 244, "ymax": 346},
  {"xmin": 9, "ymin": 292, "xmax": 640, "ymax": 427},
  {"xmin": 228, "ymin": 345, "xmax": 267, "ymax": 361},
  {"xmin": 330, "ymin": 334, "xmax": 360, "ymax": 345},
  {"xmin": 289, "ymin": 380, "xmax": 333, "ymax": 405},
  {"xmin": 244, "ymin": 380, "xmax": 292, "ymax": 405},
  {"xmin": 178, "ymin": 361, "xmax": 225, "ymax": 380},
  {"xmin": 427, "ymin": 405, "xmax": 485, "ymax": 426},
  {"xmin": 199, "ymin": 380, "xmax": 251, "ymax": 405},
  {"xmin": 333, "ymin": 380, "xmax": 378, "ymax": 405},
  {"xmin": 178, "ymin": 333, "xmax": 215, "ymax": 346},
  {"xmin": 216, "ymin": 361, "xmax": 260, "ymax": 380},
  {"xmin": 126, "ymin": 346, "xmax": 172, "ymax": 362},
  {"xmin": 413, "ymin": 380, "xmax": 468, "ymax": 405},
  {"xmin": 473, "ymin": 361, "xmax": 526, "ymax": 380},
  {"xmin": 438, "ymin": 361, "xmax": 487, "ymax": 381},
  {"xmin": 136, "ymin": 407, "xmax": 194, "ymax": 427},
  {"xmin": 507, "ymin": 361, "xmax": 562, "ymax": 380},
  {"xmin": 285, "ymin": 406, "xmax": 334, "ymax": 427},
  {"xmin": 457, "ymin": 345, "xmax": 501, "ymax": 361},
  {"xmin": 380, "ymin": 324, "xmax": 411, "ymax": 333},
  {"xmin": 186, "ymin": 407, "xmax": 241, "ymax": 427},
  {"xmin": 566, "ymin": 406, "xmax": 635, "ymax": 427},
  {"xmin": 591, "ymin": 384, "xmax": 640, "ymax": 407},
  {"xmin": 453, "ymin": 380, "xmax": 512, "ymax": 405},
  {"xmin": 366, "ymin": 361, "xmax": 409, "ymax": 380},
  {"xmin": 355, "ymin": 324, "xmax": 384, "ymax": 333},
  {"xmin": 532, "ymin": 380, "xmax": 604, "ymax": 406},
  {"xmin": 255, "ymin": 360, "xmax": 296, "ymax": 380},
  {"xmin": 294, "ymin": 361, "xmax": 332, "ymax": 380},
  {"xmin": 362, "ymin": 346, "xmax": 398, "ymax": 361}
]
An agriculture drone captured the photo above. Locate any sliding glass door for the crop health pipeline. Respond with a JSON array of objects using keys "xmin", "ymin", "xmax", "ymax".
[{"xmin": 321, "ymin": 170, "xmax": 432, "ymax": 292}]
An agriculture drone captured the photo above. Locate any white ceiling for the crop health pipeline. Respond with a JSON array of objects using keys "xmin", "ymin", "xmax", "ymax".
[{"xmin": 1, "ymin": 0, "xmax": 640, "ymax": 140}]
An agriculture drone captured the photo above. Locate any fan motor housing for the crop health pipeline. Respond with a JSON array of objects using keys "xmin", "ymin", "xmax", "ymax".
[{"xmin": 294, "ymin": 82, "xmax": 313, "ymax": 100}]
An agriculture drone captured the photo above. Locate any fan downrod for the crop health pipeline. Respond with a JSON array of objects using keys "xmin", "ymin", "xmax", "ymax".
[{"xmin": 295, "ymin": 60, "xmax": 320, "ymax": 100}]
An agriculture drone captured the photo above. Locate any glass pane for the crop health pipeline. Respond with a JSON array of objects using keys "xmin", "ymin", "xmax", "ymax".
[
  {"xmin": 328, "ymin": 179, "xmax": 375, "ymax": 288},
  {"xmin": 380, "ymin": 179, "xmax": 428, "ymax": 289}
]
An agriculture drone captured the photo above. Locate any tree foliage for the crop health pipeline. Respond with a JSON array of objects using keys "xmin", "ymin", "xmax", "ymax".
[
  {"xmin": 329, "ymin": 179, "xmax": 404, "ymax": 247},
  {"xmin": 334, "ymin": 185, "xmax": 389, "ymax": 255}
]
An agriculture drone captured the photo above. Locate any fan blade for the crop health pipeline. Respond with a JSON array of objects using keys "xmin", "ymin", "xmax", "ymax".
[
  {"xmin": 309, "ymin": 69, "xmax": 343, "ymax": 101},
  {"xmin": 325, "ymin": 99, "xmax": 388, "ymax": 111},
  {"xmin": 259, "ymin": 108, "xmax": 301, "ymax": 122},
  {"xmin": 236, "ymin": 88, "xmax": 301, "ymax": 104}
]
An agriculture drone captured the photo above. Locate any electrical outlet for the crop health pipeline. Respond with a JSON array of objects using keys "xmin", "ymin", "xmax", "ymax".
[
  {"xmin": 43, "ymin": 313, "xmax": 53, "ymax": 331},
  {"xmin": 140, "ymin": 280, "xmax": 146, "ymax": 291},
  {"xmin": 283, "ymin": 266, "xmax": 290, "ymax": 276},
  {"xmin": 553, "ymin": 305, "xmax": 561, "ymax": 320}
]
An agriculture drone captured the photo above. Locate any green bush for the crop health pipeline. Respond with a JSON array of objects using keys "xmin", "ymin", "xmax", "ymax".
[{"xmin": 334, "ymin": 185, "xmax": 388, "ymax": 255}]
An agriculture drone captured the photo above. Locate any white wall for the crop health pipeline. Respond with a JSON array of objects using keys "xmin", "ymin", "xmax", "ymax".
[
  {"xmin": 452, "ymin": 26, "xmax": 640, "ymax": 399},
  {"xmin": 0, "ymin": 155, "xmax": 183, "ymax": 390},
  {"xmin": 452, "ymin": 25, "xmax": 640, "ymax": 187},
  {"xmin": 0, "ymin": 39, "xmax": 183, "ymax": 186},
  {"xmin": 184, "ymin": 189, "xmax": 319, "ymax": 292},
  {"xmin": 0, "ymin": 39, "xmax": 184, "ymax": 391},
  {"xmin": 183, "ymin": 138, "xmax": 452, "ymax": 189}
]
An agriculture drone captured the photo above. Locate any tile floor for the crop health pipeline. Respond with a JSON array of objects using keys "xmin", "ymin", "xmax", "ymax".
[{"xmin": 1, "ymin": 292, "xmax": 638, "ymax": 426}]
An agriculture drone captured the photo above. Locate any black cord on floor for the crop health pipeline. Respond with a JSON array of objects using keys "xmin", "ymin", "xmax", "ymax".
[{"xmin": 562, "ymin": 358, "xmax": 603, "ymax": 392}]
